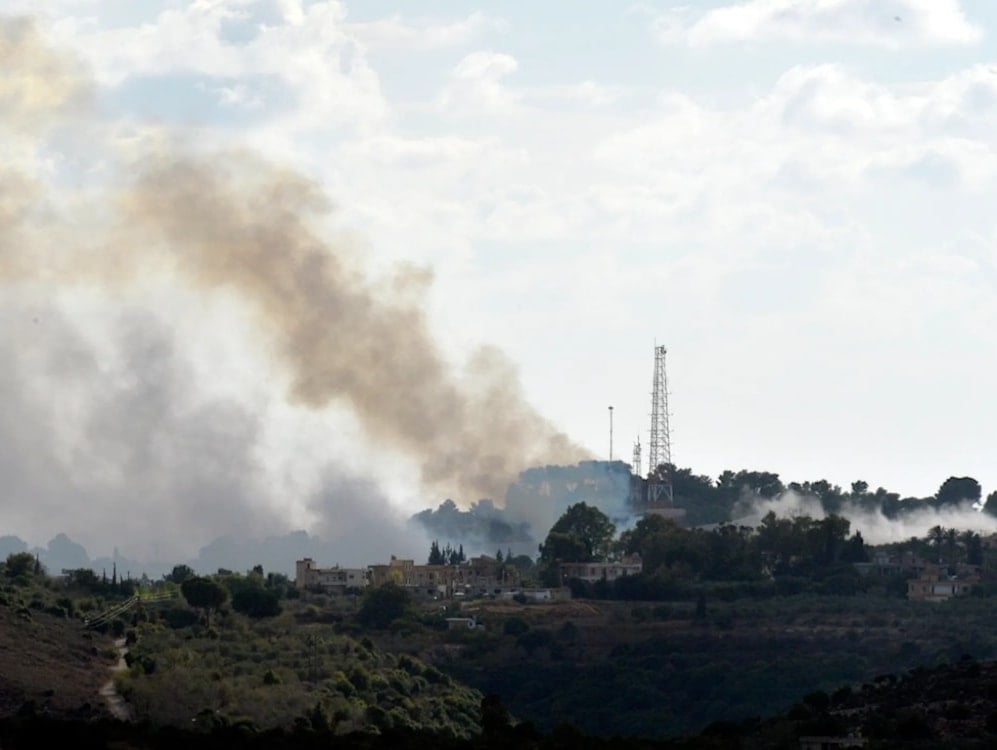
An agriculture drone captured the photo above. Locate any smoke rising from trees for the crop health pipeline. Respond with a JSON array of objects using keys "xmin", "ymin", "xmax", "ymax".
[
  {"xmin": 736, "ymin": 490, "xmax": 997, "ymax": 546},
  {"xmin": 0, "ymin": 16, "xmax": 585, "ymax": 562}
]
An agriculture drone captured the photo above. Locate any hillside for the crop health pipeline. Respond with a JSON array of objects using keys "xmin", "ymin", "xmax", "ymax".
[
  {"xmin": 9, "ymin": 557, "xmax": 997, "ymax": 747},
  {"xmin": 0, "ymin": 597, "xmax": 118, "ymax": 718},
  {"xmin": 376, "ymin": 594, "xmax": 997, "ymax": 739}
]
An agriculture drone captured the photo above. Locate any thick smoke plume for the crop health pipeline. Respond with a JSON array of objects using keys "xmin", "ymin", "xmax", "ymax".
[
  {"xmin": 115, "ymin": 154, "xmax": 583, "ymax": 502},
  {"xmin": 0, "ymin": 17, "xmax": 586, "ymax": 564}
]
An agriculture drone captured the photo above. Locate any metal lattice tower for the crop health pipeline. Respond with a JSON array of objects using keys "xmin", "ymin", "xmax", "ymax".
[
  {"xmin": 648, "ymin": 344, "xmax": 673, "ymax": 504},
  {"xmin": 632, "ymin": 436, "xmax": 642, "ymax": 478}
]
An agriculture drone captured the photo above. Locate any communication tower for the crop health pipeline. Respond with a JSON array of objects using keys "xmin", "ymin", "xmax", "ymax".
[
  {"xmin": 632, "ymin": 436, "xmax": 642, "ymax": 478},
  {"xmin": 648, "ymin": 344, "xmax": 673, "ymax": 505}
]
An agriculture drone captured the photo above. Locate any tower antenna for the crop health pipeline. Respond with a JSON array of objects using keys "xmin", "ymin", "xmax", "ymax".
[
  {"xmin": 648, "ymin": 344, "xmax": 673, "ymax": 505},
  {"xmin": 632, "ymin": 435, "xmax": 642, "ymax": 478}
]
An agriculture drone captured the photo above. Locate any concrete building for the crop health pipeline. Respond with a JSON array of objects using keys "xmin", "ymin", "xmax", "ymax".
[
  {"xmin": 295, "ymin": 558, "xmax": 368, "ymax": 592},
  {"xmin": 368, "ymin": 557, "xmax": 457, "ymax": 598},
  {"xmin": 907, "ymin": 564, "xmax": 979, "ymax": 602},
  {"xmin": 559, "ymin": 556, "xmax": 642, "ymax": 583},
  {"xmin": 297, "ymin": 554, "xmax": 528, "ymax": 600},
  {"xmin": 365, "ymin": 554, "xmax": 525, "ymax": 599}
]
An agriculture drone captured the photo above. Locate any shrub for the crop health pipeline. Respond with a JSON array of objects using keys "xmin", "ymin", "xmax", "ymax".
[
  {"xmin": 263, "ymin": 669, "xmax": 281, "ymax": 685},
  {"xmin": 162, "ymin": 607, "xmax": 199, "ymax": 629},
  {"xmin": 357, "ymin": 584, "xmax": 410, "ymax": 629},
  {"xmin": 349, "ymin": 665, "xmax": 371, "ymax": 690},
  {"xmin": 231, "ymin": 588, "xmax": 281, "ymax": 619}
]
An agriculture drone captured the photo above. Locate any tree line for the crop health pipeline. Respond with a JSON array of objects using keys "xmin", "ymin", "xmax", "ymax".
[
  {"xmin": 531, "ymin": 500, "xmax": 994, "ymax": 600},
  {"xmin": 660, "ymin": 464, "xmax": 995, "ymax": 526}
]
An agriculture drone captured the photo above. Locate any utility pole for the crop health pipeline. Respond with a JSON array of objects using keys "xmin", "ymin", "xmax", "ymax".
[{"xmin": 608, "ymin": 405, "xmax": 614, "ymax": 462}]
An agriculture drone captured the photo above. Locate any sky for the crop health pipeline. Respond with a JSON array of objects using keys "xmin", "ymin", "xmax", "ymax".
[{"xmin": 4, "ymin": 0, "xmax": 997, "ymax": 561}]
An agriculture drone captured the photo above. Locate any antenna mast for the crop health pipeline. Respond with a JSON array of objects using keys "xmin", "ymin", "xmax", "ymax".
[
  {"xmin": 648, "ymin": 344, "xmax": 673, "ymax": 504},
  {"xmin": 632, "ymin": 436, "xmax": 642, "ymax": 478}
]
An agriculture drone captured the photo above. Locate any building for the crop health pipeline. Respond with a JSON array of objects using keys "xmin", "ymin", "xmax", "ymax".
[
  {"xmin": 295, "ymin": 558, "xmax": 368, "ymax": 592},
  {"xmin": 365, "ymin": 554, "xmax": 525, "ymax": 599},
  {"xmin": 454, "ymin": 555, "xmax": 521, "ymax": 597},
  {"xmin": 559, "ymin": 556, "xmax": 642, "ymax": 584},
  {"xmin": 368, "ymin": 557, "xmax": 458, "ymax": 598},
  {"xmin": 297, "ymin": 554, "xmax": 526, "ymax": 600},
  {"xmin": 906, "ymin": 564, "xmax": 979, "ymax": 602}
]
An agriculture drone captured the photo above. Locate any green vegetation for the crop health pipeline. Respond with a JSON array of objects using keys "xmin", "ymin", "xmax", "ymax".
[
  {"xmin": 432, "ymin": 594, "xmax": 997, "ymax": 739},
  {"xmin": 541, "ymin": 503, "xmax": 616, "ymax": 565},
  {"xmin": 118, "ymin": 599, "xmax": 483, "ymax": 736}
]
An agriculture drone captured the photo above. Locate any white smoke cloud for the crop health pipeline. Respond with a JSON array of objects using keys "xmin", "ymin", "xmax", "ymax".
[{"xmin": 734, "ymin": 489, "xmax": 997, "ymax": 545}]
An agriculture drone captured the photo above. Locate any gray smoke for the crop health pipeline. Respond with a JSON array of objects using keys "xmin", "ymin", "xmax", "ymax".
[{"xmin": 0, "ymin": 16, "xmax": 587, "ymax": 564}]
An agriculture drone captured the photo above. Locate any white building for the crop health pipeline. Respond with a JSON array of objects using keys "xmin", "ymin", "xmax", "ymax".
[{"xmin": 295, "ymin": 558, "xmax": 368, "ymax": 592}]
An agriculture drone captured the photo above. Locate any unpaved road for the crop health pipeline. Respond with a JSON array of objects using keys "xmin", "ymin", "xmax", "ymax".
[{"xmin": 99, "ymin": 638, "xmax": 132, "ymax": 721}]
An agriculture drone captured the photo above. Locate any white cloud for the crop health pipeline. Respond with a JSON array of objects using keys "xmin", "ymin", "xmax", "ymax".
[
  {"xmin": 350, "ymin": 11, "xmax": 506, "ymax": 50},
  {"xmin": 438, "ymin": 51, "xmax": 520, "ymax": 114},
  {"xmin": 655, "ymin": 0, "xmax": 983, "ymax": 48},
  {"xmin": 46, "ymin": 1, "xmax": 388, "ymax": 134}
]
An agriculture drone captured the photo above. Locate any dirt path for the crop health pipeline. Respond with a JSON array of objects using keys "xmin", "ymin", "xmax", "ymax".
[{"xmin": 99, "ymin": 637, "xmax": 132, "ymax": 721}]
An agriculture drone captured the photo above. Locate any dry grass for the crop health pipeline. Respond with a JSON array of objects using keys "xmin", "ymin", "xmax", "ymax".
[{"xmin": 0, "ymin": 604, "xmax": 118, "ymax": 718}]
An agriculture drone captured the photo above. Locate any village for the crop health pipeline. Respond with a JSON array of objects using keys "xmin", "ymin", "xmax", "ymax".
[
  {"xmin": 297, "ymin": 545, "xmax": 985, "ymax": 605},
  {"xmin": 295, "ymin": 553, "xmax": 643, "ymax": 603}
]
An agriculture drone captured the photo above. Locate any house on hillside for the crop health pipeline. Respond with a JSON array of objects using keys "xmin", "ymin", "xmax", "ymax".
[
  {"xmin": 297, "ymin": 554, "xmax": 527, "ymax": 600},
  {"xmin": 295, "ymin": 558, "xmax": 368, "ymax": 592},
  {"xmin": 559, "ymin": 555, "xmax": 642, "ymax": 584},
  {"xmin": 367, "ymin": 557, "xmax": 457, "ymax": 598},
  {"xmin": 454, "ymin": 555, "xmax": 521, "ymax": 597},
  {"xmin": 906, "ymin": 564, "xmax": 979, "ymax": 602}
]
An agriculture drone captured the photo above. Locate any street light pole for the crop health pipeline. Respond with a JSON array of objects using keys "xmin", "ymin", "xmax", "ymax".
[{"xmin": 608, "ymin": 405, "xmax": 614, "ymax": 462}]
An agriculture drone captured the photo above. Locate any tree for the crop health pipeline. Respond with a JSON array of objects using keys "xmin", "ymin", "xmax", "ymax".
[
  {"xmin": 180, "ymin": 577, "xmax": 228, "ymax": 624},
  {"xmin": 428, "ymin": 540, "xmax": 444, "ymax": 565},
  {"xmin": 927, "ymin": 526, "xmax": 945, "ymax": 564},
  {"xmin": 963, "ymin": 531, "xmax": 984, "ymax": 566},
  {"xmin": 66, "ymin": 568, "xmax": 102, "ymax": 590},
  {"xmin": 358, "ymin": 582, "xmax": 410, "ymax": 629},
  {"xmin": 617, "ymin": 514, "xmax": 696, "ymax": 576},
  {"xmin": 231, "ymin": 587, "xmax": 281, "ymax": 618},
  {"xmin": 480, "ymin": 693, "xmax": 513, "ymax": 737},
  {"xmin": 619, "ymin": 515, "xmax": 678, "ymax": 557},
  {"xmin": 944, "ymin": 527, "xmax": 960, "ymax": 566},
  {"xmin": 717, "ymin": 470, "xmax": 783, "ymax": 499},
  {"xmin": 984, "ymin": 491, "xmax": 997, "ymax": 518},
  {"xmin": 935, "ymin": 477, "xmax": 982, "ymax": 508},
  {"xmin": 166, "ymin": 564, "xmax": 195, "ymax": 584},
  {"xmin": 841, "ymin": 531, "xmax": 867, "ymax": 563},
  {"xmin": 540, "ymin": 503, "xmax": 615, "ymax": 564},
  {"xmin": 3, "ymin": 552, "xmax": 39, "ymax": 580}
]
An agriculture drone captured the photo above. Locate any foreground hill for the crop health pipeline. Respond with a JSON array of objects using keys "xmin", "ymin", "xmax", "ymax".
[
  {"xmin": 0, "ymin": 593, "xmax": 118, "ymax": 718},
  {"xmin": 371, "ymin": 594, "xmax": 997, "ymax": 738}
]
